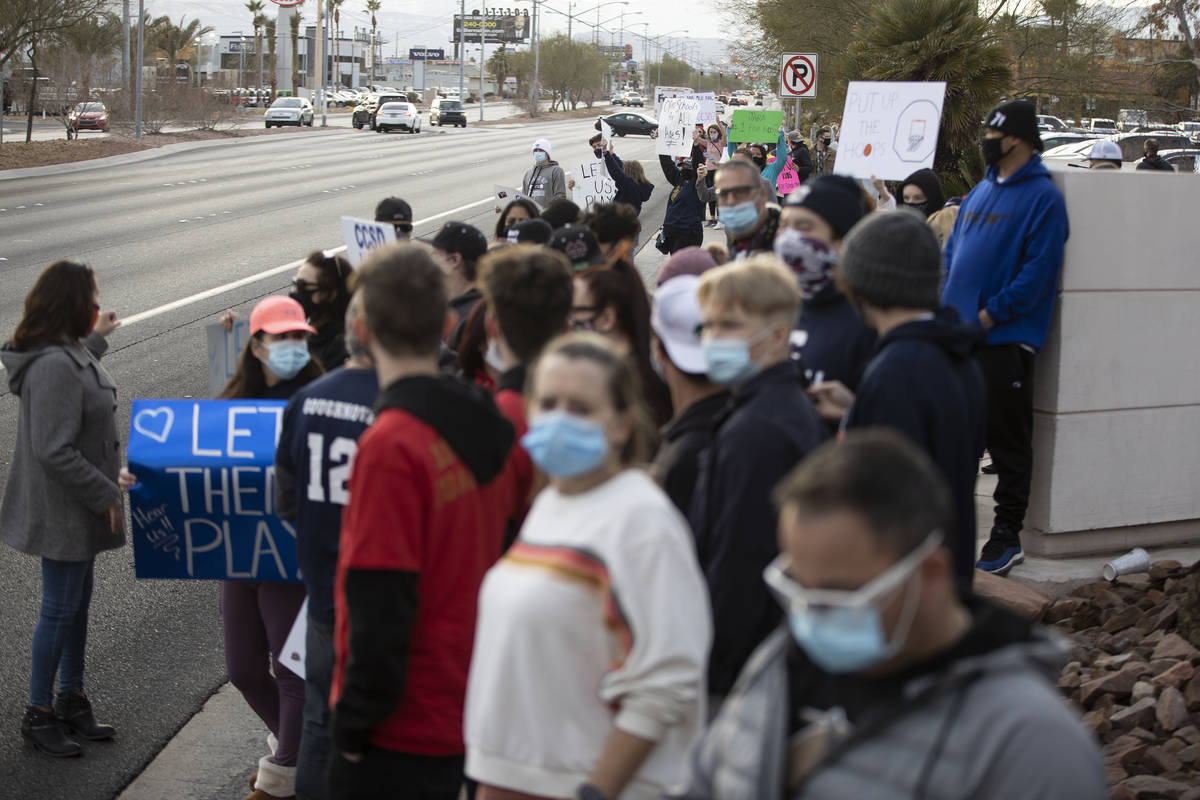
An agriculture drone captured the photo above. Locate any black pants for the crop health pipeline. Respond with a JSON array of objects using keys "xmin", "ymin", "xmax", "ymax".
[
  {"xmin": 327, "ymin": 749, "xmax": 464, "ymax": 800},
  {"xmin": 664, "ymin": 224, "xmax": 704, "ymax": 254},
  {"xmin": 976, "ymin": 344, "xmax": 1035, "ymax": 543}
]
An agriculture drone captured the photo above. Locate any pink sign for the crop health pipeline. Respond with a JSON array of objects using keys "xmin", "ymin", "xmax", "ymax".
[{"xmin": 777, "ymin": 160, "xmax": 801, "ymax": 195}]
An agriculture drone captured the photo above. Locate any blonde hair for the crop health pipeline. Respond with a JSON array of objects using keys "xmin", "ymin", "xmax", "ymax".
[
  {"xmin": 704, "ymin": 242, "xmax": 729, "ymax": 265},
  {"xmin": 624, "ymin": 159, "xmax": 650, "ymax": 186},
  {"xmin": 927, "ymin": 205, "xmax": 960, "ymax": 250},
  {"xmin": 697, "ymin": 255, "xmax": 801, "ymax": 322}
]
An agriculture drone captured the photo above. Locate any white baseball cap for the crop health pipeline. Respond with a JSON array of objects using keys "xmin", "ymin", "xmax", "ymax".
[
  {"xmin": 1087, "ymin": 140, "xmax": 1122, "ymax": 162},
  {"xmin": 651, "ymin": 275, "xmax": 706, "ymax": 374}
]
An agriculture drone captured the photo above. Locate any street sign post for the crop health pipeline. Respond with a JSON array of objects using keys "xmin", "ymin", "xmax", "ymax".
[{"xmin": 780, "ymin": 53, "xmax": 817, "ymax": 99}]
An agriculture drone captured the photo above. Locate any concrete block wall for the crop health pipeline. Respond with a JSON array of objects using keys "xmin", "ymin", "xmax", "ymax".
[{"xmin": 1024, "ymin": 168, "xmax": 1200, "ymax": 556}]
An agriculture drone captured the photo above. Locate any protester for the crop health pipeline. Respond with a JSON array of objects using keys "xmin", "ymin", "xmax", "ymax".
[
  {"xmin": 2, "ymin": 260, "xmax": 134, "ymax": 758},
  {"xmin": 1136, "ymin": 138, "xmax": 1175, "ymax": 172},
  {"xmin": 650, "ymin": 276, "xmax": 729, "ymax": 515},
  {"xmin": 701, "ymin": 121, "xmax": 730, "ymax": 228},
  {"xmin": 776, "ymin": 176, "xmax": 875, "ymax": 392},
  {"xmin": 494, "ymin": 197, "xmax": 541, "ymax": 242},
  {"xmin": 464, "ymin": 333, "xmax": 711, "ymax": 800},
  {"xmin": 478, "ymin": 244, "xmax": 575, "ymax": 540},
  {"xmin": 812, "ymin": 211, "xmax": 986, "ymax": 584},
  {"xmin": 290, "ymin": 251, "xmax": 355, "ymax": 371},
  {"xmin": 522, "ymin": 138, "xmax": 567, "ymax": 208},
  {"xmin": 715, "ymin": 159, "xmax": 780, "ymax": 258},
  {"xmin": 677, "ymin": 431, "xmax": 1107, "ymax": 800},
  {"xmin": 582, "ymin": 201, "xmax": 641, "ymax": 262},
  {"xmin": 431, "ymin": 221, "xmax": 489, "ymax": 353},
  {"xmin": 656, "ymin": 246, "xmax": 718, "ymax": 286},
  {"xmin": 606, "ymin": 152, "xmax": 655, "ymax": 215},
  {"xmin": 729, "ymin": 148, "xmax": 778, "ymax": 197},
  {"xmin": 275, "ymin": 291, "xmax": 378, "ymax": 800},
  {"xmin": 503, "ymin": 218, "xmax": 554, "ymax": 246},
  {"xmin": 898, "ymin": 168, "xmax": 946, "ymax": 216},
  {"xmin": 541, "ymin": 198, "xmax": 583, "ymax": 231},
  {"xmin": 1073, "ymin": 139, "xmax": 1122, "ymax": 170},
  {"xmin": 328, "ymin": 244, "xmax": 521, "ymax": 800},
  {"xmin": 549, "ymin": 223, "xmax": 608, "ymax": 272},
  {"xmin": 786, "ymin": 130, "xmax": 814, "ymax": 183},
  {"xmin": 690, "ymin": 257, "xmax": 827, "ymax": 703},
  {"xmin": 704, "ymin": 242, "xmax": 730, "ymax": 265},
  {"xmin": 573, "ymin": 260, "xmax": 674, "ymax": 427},
  {"xmin": 813, "ymin": 125, "xmax": 837, "ymax": 174},
  {"xmin": 927, "ymin": 204, "xmax": 960, "ymax": 249},
  {"xmin": 456, "ymin": 303, "xmax": 500, "ymax": 391},
  {"xmin": 658, "ymin": 155, "xmax": 712, "ymax": 254},
  {"xmin": 942, "ymin": 99, "xmax": 1069, "ymax": 576},
  {"xmin": 374, "ymin": 197, "xmax": 414, "ymax": 240},
  {"xmin": 747, "ymin": 127, "xmax": 789, "ymax": 188},
  {"xmin": 219, "ymin": 295, "xmax": 324, "ymax": 800}
]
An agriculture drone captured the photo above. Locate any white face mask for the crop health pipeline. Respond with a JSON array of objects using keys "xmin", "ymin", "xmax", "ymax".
[{"xmin": 484, "ymin": 338, "xmax": 505, "ymax": 372}]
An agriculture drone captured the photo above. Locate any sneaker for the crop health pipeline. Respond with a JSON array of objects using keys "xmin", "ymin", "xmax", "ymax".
[
  {"xmin": 712, "ymin": 221, "xmax": 724, "ymax": 230},
  {"xmin": 977, "ymin": 539, "xmax": 1024, "ymax": 576},
  {"xmin": 981, "ymin": 462, "xmax": 997, "ymax": 475}
]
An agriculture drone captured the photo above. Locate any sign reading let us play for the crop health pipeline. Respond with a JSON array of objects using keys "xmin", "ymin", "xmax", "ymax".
[{"xmin": 127, "ymin": 399, "xmax": 299, "ymax": 582}]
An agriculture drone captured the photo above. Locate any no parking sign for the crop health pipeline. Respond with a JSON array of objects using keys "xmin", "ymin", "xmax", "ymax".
[{"xmin": 780, "ymin": 53, "xmax": 818, "ymax": 99}]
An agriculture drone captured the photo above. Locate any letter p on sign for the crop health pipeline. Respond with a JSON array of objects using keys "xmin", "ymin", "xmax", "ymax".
[{"xmin": 780, "ymin": 53, "xmax": 818, "ymax": 99}]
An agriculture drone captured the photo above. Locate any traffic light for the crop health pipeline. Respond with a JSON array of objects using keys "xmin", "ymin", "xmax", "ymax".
[
  {"xmin": 700, "ymin": 69, "xmax": 705, "ymax": 76},
  {"xmin": 719, "ymin": 69, "xmax": 723, "ymax": 76},
  {"xmin": 734, "ymin": 72, "xmax": 739, "ymax": 79}
]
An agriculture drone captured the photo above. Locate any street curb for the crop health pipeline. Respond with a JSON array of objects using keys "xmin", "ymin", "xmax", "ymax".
[{"xmin": 0, "ymin": 126, "xmax": 449, "ymax": 181}]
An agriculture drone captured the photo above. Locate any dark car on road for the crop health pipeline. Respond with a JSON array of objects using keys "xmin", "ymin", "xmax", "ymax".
[
  {"xmin": 431, "ymin": 98, "xmax": 467, "ymax": 127},
  {"xmin": 68, "ymin": 102, "xmax": 109, "ymax": 132},
  {"xmin": 595, "ymin": 111, "xmax": 658, "ymax": 138}
]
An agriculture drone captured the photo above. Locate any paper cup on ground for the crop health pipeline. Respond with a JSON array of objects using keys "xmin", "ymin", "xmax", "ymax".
[{"xmin": 1101, "ymin": 548, "xmax": 1151, "ymax": 581}]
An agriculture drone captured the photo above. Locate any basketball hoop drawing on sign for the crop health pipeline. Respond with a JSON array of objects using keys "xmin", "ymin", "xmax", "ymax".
[{"xmin": 893, "ymin": 99, "xmax": 940, "ymax": 163}]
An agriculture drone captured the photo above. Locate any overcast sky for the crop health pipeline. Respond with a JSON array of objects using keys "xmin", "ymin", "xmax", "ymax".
[{"xmin": 140, "ymin": 0, "xmax": 729, "ymax": 56}]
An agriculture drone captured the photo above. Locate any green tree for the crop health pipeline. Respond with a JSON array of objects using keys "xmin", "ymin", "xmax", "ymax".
[
  {"xmin": 265, "ymin": 17, "xmax": 276, "ymax": 94},
  {"xmin": 290, "ymin": 10, "xmax": 301, "ymax": 95},
  {"xmin": 1140, "ymin": 0, "xmax": 1200, "ymax": 89},
  {"xmin": 0, "ymin": 0, "xmax": 108, "ymax": 71},
  {"xmin": 59, "ymin": 12, "xmax": 122, "ymax": 95},
  {"xmin": 150, "ymin": 15, "xmax": 213, "ymax": 85},
  {"xmin": 245, "ymin": 0, "xmax": 265, "ymax": 88},
  {"xmin": 331, "ymin": 0, "xmax": 345, "ymax": 87},
  {"xmin": 364, "ymin": 0, "xmax": 381, "ymax": 81},
  {"xmin": 847, "ymin": 0, "xmax": 1011, "ymax": 193},
  {"xmin": 535, "ymin": 35, "xmax": 609, "ymax": 109}
]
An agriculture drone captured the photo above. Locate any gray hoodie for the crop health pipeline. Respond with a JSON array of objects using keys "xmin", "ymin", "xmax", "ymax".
[
  {"xmin": 676, "ymin": 605, "xmax": 1106, "ymax": 800},
  {"xmin": 0, "ymin": 331, "xmax": 124, "ymax": 561}
]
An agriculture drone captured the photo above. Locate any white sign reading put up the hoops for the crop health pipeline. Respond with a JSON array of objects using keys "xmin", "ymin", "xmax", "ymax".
[{"xmin": 834, "ymin": 81, "xmax": 947, "ymax": 181}]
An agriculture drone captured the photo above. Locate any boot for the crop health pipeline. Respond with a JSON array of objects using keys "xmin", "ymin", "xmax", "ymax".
[
  {"xmin": 240, "ymin": 755, "xmax": 296, "ymax": 800},
  {"xmin": 21, "ymin": 706, "xmax": 82, "ymax": 757},
  {"xmin": 53, "ymin": 692, "xmax": 115, "ymax": 741}
]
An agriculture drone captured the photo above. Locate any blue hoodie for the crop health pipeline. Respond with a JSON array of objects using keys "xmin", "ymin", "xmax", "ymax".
[{"xmin": 941, "ymin": 155, "xmax": 1068, "ymax": 351}]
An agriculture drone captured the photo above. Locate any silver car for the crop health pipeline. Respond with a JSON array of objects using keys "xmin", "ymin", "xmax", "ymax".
[
  {"xmin": 265, "ymin": 97, "xmax": 314, "ymax": 128},
  {"xmin": 376, "ymin": 102, "xmax": 422, "ymax": 134}
]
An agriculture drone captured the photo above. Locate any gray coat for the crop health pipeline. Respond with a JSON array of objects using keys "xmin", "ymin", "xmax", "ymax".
[
  {"xmin": 0, "ymin": 332, "xmax": 124, "ymax": 561},
  {"xmin": 676, "ymin": 621, "xmax": 1106, "ymax": 800},
  {"xmin": 522, "ymin": 160, "xmax": 567, "ymax": 208}
]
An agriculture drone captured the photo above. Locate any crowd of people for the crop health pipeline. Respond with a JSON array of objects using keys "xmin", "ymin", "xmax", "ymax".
[{"xmin": 3, "ymin": 99, "xmax": 1115, "ymax": 799}]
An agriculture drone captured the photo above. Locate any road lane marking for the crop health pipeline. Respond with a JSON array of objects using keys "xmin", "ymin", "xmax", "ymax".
[{"xmin": 119, "ymin": 195, "xmax": 494, "ymax": 328}]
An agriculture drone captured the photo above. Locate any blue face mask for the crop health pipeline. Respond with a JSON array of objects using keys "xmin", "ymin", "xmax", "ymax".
[
  {"xmin": 764, "ymin": 535, "xmax": 937, "ymax": 674},
  {"xmin": 265, "ymin": 338, "xmax": 311, "ymax": 380},
  {"xmin": 534, "ymin": 151, "xmax": 548, "ymax": 164},
  {"xmin": 719, "ymin": 200, "xmax": 761, "ymax": 235},
  {"xmin": 521, "ymin": 411, "xmax": 609, "ymax": 478},
  {"xmin": 702, "ymin": 326, "xmax": 773, "ymax": 386}
]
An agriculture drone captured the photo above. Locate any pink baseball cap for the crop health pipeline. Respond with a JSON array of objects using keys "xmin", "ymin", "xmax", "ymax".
[{"xmin": 249, "ymin": 296, "xmax": 316, "ymax": 336}]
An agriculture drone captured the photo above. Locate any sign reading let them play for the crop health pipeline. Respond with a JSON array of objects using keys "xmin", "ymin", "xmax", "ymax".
[
  {"xmin": 128, "ymin": 399, "xmax": 300, "ymax": 582},
  {"xmin": 780, "ymin": 53, "xmax": 818, "ymax": 99}
]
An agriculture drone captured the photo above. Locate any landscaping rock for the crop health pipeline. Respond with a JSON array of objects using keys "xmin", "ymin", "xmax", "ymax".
[
  {"xmin": 1157, "ymin": 686, "xmax": 1191, "ymax": 732},
  {"xmin": 1153, "ymin": 661, "xmax": 1195, "ymax": 690},
  {"xmin": 1154, "ymin": 634, "xmax": 1200, "ymax": 663}
]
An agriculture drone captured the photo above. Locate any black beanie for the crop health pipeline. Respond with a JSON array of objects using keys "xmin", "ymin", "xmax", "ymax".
[
  {"xmin": 840, "ymin": 210, "xmax": 943, "ymax": 310},
  {"xmin": 783, "ymin": 175, "xmax": 867, "ymax": 240},
  {"xmin": 984, "ymin": 99, "xmax": 1043, "ymax": 152}
]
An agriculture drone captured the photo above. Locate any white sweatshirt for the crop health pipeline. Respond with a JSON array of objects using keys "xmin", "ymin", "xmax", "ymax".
[{"xmin": 464, "ymin": 469, "xmax": 712, "ymax": 800}]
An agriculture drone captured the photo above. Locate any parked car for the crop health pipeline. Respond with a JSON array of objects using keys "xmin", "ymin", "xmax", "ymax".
[
  {"xmin": 625, "ymin": 92, "xmax": 644, "ymax": 107},
  {"xmin": 595, "ymin": 111, "xmax": 658, "ymax": 138},
  {"xmin": 1087, "ymin": 117, "xmax": 1118, "ymax": 134},
  {"xmin": 1036, "ymin": 114, "xmax": 1070, "ymax": 131},
  {"xmin": 265, "ymin": 97, "xmax": 313, "ymax": 128},
  {"xmin": 1039, "ymin": 132, "xmax": 1099, "ymax": 152},
  {"xmin": 68, "ymin": 101, "xmax": 109, "ymax": 132},
  {"xmin": 376, "ymin": 102, "xmax": 421, "ymax": 134},
  {"xmin": 1158, "ymin": 148, "xmax": 1200, "ymax": 173},
  {"xmin": 430, "ymin": 97, "xmax": 467, "ymax": 127},
  {"xmin": 1108, "ymin": 131, "xmax": 1193, "ymax": 161}
]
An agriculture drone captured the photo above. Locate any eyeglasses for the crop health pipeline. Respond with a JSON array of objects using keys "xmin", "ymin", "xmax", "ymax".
[
  {"xmin": 715, "ymin": 185, "xmax": 759, "ymax": 204},
  {"xmin": 762, "ymin": 533, "xmax": 941, "ymax": 614}
]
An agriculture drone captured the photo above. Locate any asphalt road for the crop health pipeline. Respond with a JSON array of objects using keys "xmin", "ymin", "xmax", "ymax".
[{"xmin": 0, "ymin": 116, "xmax": 668, "ymax": 799}]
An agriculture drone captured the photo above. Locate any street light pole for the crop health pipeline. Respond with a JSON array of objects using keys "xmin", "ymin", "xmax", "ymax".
[
  {"xmin": 135, "ymin": 0, "xmax": 144, "ymax": 139},
  {"xmin": 458, "ymin": 0, "xmax": 465, "ymax": 102}
]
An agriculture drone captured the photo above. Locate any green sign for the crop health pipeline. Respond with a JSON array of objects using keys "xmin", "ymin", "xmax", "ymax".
[{"xmin": 728, "ymin": 109, "xmax": 784, "ymax": 143}]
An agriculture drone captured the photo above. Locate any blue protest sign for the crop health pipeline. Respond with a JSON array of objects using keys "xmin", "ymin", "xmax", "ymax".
[{"xmin": 127, "ymin": 398, "xmax": 299, "ymax": 582}]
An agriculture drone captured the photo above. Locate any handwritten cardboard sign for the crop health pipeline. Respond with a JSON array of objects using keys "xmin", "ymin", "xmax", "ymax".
[
  {"xmin": 570, "ymin": 157, "xmax": 617, "ymax": 210},
  {"xmin": 340, "ymin": 216, "xmax": 397, "ymax": 267},
  {"xmin": 834, "ymin": 81, "xmax": 947, "ymax": 180},
  {"xmin": 127, "ymin": 399, "xmax": 299, "ymax": 582},
  {"xmin": 654, "ymin": 85, "xmax": 693, "ymax": 115},
  {"xmin": 685, "ymin": 92, "xmax": 717, "ymax": 124},
  {"xmin": 656, "ymin": 97, "xmax": 702, "ymax": 158},
  {"xmin": 728, "ymin": 109, "xmax": 784, "ymax": 143},
  {"xmin": 206, "ymin": 320, "xmax": 251, "ymax": 398},
  {"xmin": 777, "ymin": 160, "xmax": 801, "ymax": 195}
]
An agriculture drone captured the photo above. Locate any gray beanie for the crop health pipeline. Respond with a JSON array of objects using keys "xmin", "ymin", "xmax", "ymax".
[{"xmin": 840, "ymin": 210, "xmax": 943, "ymax": 310}]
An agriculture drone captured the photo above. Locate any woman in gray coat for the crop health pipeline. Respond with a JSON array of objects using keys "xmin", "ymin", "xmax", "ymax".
[{"xmin": 0, "ymin": 260, "xmax": 135, "ymax": 757}]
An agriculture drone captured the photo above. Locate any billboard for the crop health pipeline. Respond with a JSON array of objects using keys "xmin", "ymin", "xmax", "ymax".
[
  {"xmin": 410, "ymin": 48, "xmax": 446, "ymax": 60},
  {"xmin": 452, "ymin": 10, "xmax": 531, "ymax": 43}
]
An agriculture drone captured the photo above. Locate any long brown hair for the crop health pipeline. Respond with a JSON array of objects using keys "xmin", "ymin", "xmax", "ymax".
[
  {"xmin": 624, "ymin": 159, "xmax": 651, "ymax": 186},
  {"xmin": 218, "ymin": 332, "xmax": 323, "ymax": 399},
  {"xmin": 10, "ymin": 260, "xmax": 96, "ymax": 350}
]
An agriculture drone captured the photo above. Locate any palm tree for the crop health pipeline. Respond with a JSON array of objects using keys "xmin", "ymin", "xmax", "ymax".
[
  {"xmin": 331, "ymin": 0, "xmax": 345, "ymax": 88},
  {"xmin": 150, "ymin": 15, "xmax": 214, "ymax": 85},
  {"xmin": 246, "ymin": 0, "xmax": 265, "ymax": 89},
  {"xmin": 265, "ymin": 17, "xmax": 277, "ymax": 95},
  {"xmin": 848, "ymin": 0, "xmax": 1010, "ymax": 194},
  {"xmin": 290, "ymin": 11, "xmax": 302, "ymax": 94},
  {"xmin": 61, "ymin": 13, "xmax": 124, "ymax": 96},
  {"xmin": 365, "ymin": 0, "xmax": 381, "ymax": 82}
]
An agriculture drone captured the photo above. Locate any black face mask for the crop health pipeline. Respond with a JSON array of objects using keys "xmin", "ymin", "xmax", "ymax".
[
  {"xmin": 752, "ymin": 156, "xmax": 766, "ymax": 169},
  {"xmin": 680, "ymin": 167, "xmax": 695, "ymax": 182},
  {"xmin": 903, "ymin": 201, "xmax": 928, "ymax": 215},
  {"xmin": 289, "ymin": 289, "xmax": 320, "ymax": 320},
  {"xmin": 981, "ymin": 136, "xmax": 1014, "ymax": 165}
]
